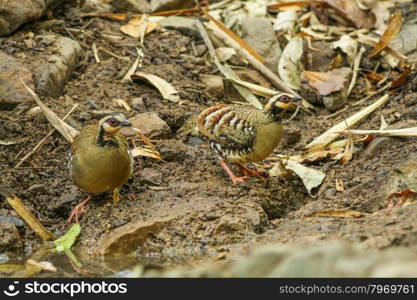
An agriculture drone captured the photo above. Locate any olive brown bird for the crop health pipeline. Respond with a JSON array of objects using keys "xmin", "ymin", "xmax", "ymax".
[
  {"xmin": 196, "ymin": 93, "xmax": 300, "ymax": 184},
  {"xmin": 68, "ymin": 113, "xmax": 133, "ymax": 223}
]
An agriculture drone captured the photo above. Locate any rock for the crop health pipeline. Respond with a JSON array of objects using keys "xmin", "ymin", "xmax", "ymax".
[
  {"xmin": 302, "ymin": 41, "xmax": 336, "ymax": 72},
  {"xmin": 0, "ymin": 253, "xmax": 9, "ymax": 264},
  {"xmin": 150, "ymin": 0, "xmax": 194, "ymax": 12},
  {"xmin": 25, "ymin": 106, "xmax": 42, "ymax": 117},
  {"xmin": 110, "ymin": 0, "xmax": 151, "ymax": 13},
  {"xmin": 0, "ymin": 222, "xmax": 21, "ymax": 251},
  {"xmin": 0, "ymin": 216, "xmax": 24, "ymax": 228},
  {"xmin": 0, "ymin": 0, "xmax": 62, "ymax": 36},
  {"xmin": 123, "ymin": 112, "xmax": 172, "ymax": 139},
  {"xmin": 31, "ymin": 34, "xmax": 81, "ymax": 98},
  {"xmin": 0, "ymin": 51, "xmax": 35, "ymax": 110},
  {"xmin": 134, "ymin": 241, "xmax": 417, "ymax": 277},
  {"xmin": 241, "ymin": 18, "xmax": 281, "ymax": 71},
  {"xmin": 200, "ymin": 75, "xmax": 224, "ymax": 98},
  {"xmin": 281, "ymin": 128, "xmax": 301, "ymax": 147},
  {"xmin": 139, "ymin": 168, "xmax": 162, "ymax": 186},
  {"xmin": 322, "ymin": 92, "xmax": 347, "ymax": 112},
  {"xmin": 157, "ymin": 16, "xmax": 199, "ymax": 37},
  {"xmin": 98, "ymin": 217, "xmax": 175, "ymax": 257},
  {"xmin": 131, "ymin": 96, "xmax": 146, "ymax": 111},
  {"xmin": 157, "ymin": 139, "xmax": 194, "ymax": 162}
]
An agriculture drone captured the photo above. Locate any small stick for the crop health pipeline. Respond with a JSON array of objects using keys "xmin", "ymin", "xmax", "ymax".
[
  {"xmin": 92, "ymin": 42, "xmax": 100, "ymax": 63},
  {"xmin": 306, "ymin": 94, "xmax": 389, "ymax": 151},
  {"xmin": 0, "ymin": 187, "xmax": 56, "ymax": 241},
  {"xmin": 204, "ymin": 19, "xmax": 315, "ymax": 111},
  {"xmin": 346, "ymin": 46, "xmax": 365, "ymax": 97},
  {"xmin": 14, "ymin": 104, "xmax": 78, "ymax": 169}
]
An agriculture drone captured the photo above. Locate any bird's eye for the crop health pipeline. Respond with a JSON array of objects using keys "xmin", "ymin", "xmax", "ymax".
[
  {"xmin": 278, "ymin": 95, "xmax": 290, "ymax": 103},
  {"xmin": 107, "ymin": 118, "xmax": 119, "ymax": 127}
]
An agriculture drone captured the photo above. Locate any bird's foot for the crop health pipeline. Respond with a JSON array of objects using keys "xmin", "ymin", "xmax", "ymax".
[
  {"xmin": 235, "ymin": 163, "xmax": 266, "ymax": 179},
  {"xmin": 112, "ymin": 188, "xmax": 120, "ymax": 204},
  {"xmin": 230, "ymin": 175, "xmax": 250, "ymax": 184},
  {"xmin": 219, "ymin": 159, "xmax": 248, "ymax": 184},
  {"xmin": 68, "ymin": 195, "xmax": 92, "ymax": 224}
]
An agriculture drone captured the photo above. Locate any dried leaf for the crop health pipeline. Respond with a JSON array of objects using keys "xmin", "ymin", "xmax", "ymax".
[
  {"xmin": 306, "ymin": 209, "xmax": 364, "ymax": 218},
  {"xmin": 131, "ymin": 72, "xmax": 181, "ymax": 104},
  {"xmin": 0, "ymin": 187, "xmax": 56, "ymax": 241},
  {"xmin": 324, "ymin": 0, "xmax": 375, "ymax": 29},
  {"xmin": 20, "ymin": 79, "xmax": 79, "ymax": 143},
  {"xmin": 306, "ymin": 93, "xmax": 390, "ymax": 151},
  {"xmin": 335, "ymin": 179, "xmax": 344, "ymax": 191},
  {"xmin": 390, "ymin": 70, "xmax": 411, "ymax": 90},
  {"xmin": 341, "ymin": 135, "xmax": 354, "ymax": 164},
  {"xmin": 120, "ymin": 16, "xmax": 159, "ymax": 40},
  {"xmin": 274, "ymin": 159, "xmax": 326, "ymax": 195},
  {"xmin": 0, "ymin": 139, "xmax": 18, "ymax": 145},
  {"xmin": 206, "ymin": 12, "xmax": 264, "ymax": 63},
  {"xmin": 215, "ymin": 47, "xmax": 237, "ymax": 63},
  {"xmin": 131, "ymin": 147, "xmax": 162, "ymax": 160},
  {"xmin": 273, "ymin": 10, "xmax": 298, "ymax": 32},
  {"xmin": 386, "ymin": 189, "xmax": 417, "ymax": 207},
  {"xmin": 302, "ymin": 148, "xmax": 343, "ymax": 163},
  {"xmin": 364, "ymin": 70, "xmax": 384, "ymax": 83},
  {"xmin": 342, "ymin": 127, "xmax": 417, "ymax": 137},
  {"xmin": 268, "ymin": 1, "xmax": 311, "ymax": 12},
  {"xmin": 303, "ymin": 68, "xmax": 351, "ymax": 95},
  {"xmin": 332, "ymin": 35, "xmax": 358, "ymax": 65},
  {"xmin": 115, "ymin": 98, "xmax": 131, "ymax": 111},
  {"xmin": 131, "ymin": 127, "xmax": 157, "ymax": 149},
  {"xmin": 27, "ymin": 259, "xmax": 57, "ymax": 272},
  {"xmin": 369, "ymin": 10, "xmax": 403, "ymax": 59},
  {"xmin": 278, "ymin": 37, "xmax": 303, "ymax": 90},
  {"xmin": 80, "ymin": 13, "xmax": 140, "ymax": 21}
]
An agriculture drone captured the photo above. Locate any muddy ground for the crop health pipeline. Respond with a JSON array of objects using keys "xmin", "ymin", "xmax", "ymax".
[{"xmin": 1, "ymin": 4, "xmax": 417, "ymax": 277}]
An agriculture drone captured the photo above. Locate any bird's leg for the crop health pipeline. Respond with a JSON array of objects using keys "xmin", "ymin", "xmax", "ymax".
[
  {"xmin": 219, "ymin": 159, "xmax": 248, "ymax": 184},
  {"xmin": 112, "ymin": 188, "xmax": 120, "ymax": 204},
  {"xmin": 68, "ymin": 195, "xmax": 92, "ymax": 224},
  {"xmin": 235, "ymin": 163, "xmax": 266, "ymax": 179}
]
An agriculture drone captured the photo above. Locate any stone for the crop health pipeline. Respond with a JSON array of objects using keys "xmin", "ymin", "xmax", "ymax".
[
  {"xmin": 0, "ymin": 0, "xmax": 62, "ymax": 36},
  {"xmin": 322, "ymin": 92, "xmax": 347, "ymax": 112},
  {"xmin": 241, "ymin": 18, "xmax": 281, "ymax": 71},
  {"xmin": 139, "ymin": 168, "xmax": 162, "ymax": 186},
  {"xmin": 98, "ymin": 217, "xmax": 175, "ymax": 257},
  {"xmin": 157, "ymin": 16, "xmax": 199, "ymax": 36},
  {"xmin": 157, "ymin": 139, "xmax": 194, "ymax": 162},
  {"xmin": 133, "ymin": 241, "xmax": 417, "ymax": 277},
  {"xmin": 0, "ymin": 51, "xmax": 35, "ymax": 110},
  {"xmin": 25, "ymin": 106, "xmax": 42, "ymax": 117},
  {"xmin": 200, "ymin": 75, "xmax": 224, "ymax": 98},
  {"xmin": 122, "ymin": 112, "xmax": 171, "ymax": 139},
  {"xmin": 110, "ymin": 0, "xmax": 151, "ymax": 13},
  {"xmin": 150, "ymin": 0, "xmax": 194, "ymax": 12},
  {"xmin": 131, "ymin": 97, "xmax": 146, "ymax": 111},
  {"xmin": 0, "ymin": 221, "xmax": 21, "ymax": 252},
  {"xmin": 31, "ymin": 34, "xmax": 82, "ymax": 98}
]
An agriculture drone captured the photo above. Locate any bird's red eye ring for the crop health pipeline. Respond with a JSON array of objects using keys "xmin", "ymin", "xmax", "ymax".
[
  {"xmin": 278, "ymin": 95, "xmax": 290, "ymax": 103},
  {"xmin": 107, "ymin": 118, "xmax": 119, "ymax": 127}
]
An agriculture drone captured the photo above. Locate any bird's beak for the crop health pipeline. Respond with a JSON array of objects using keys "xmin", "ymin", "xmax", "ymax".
[
  {"xmin": 120, "ymin": 120, "xmax": 132, "ymax": 127},
  {"xmin": 290, "ymin": 96, "xmax": 302, "ymax": 102}
]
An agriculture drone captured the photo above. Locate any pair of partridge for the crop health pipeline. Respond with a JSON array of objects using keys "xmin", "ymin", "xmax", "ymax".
[
  {"xmin": 196, "ymin": 93, "xmax": 300, "ymax": 184},
  {"xmin": 68, "ymin": 113, "xmax": 133, "ymax": 223}
]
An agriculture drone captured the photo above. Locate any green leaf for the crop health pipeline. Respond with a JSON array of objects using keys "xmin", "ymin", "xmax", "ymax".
[{"xmin": 53, "ymin": 223, "xmax": 81, "ymax": 252}]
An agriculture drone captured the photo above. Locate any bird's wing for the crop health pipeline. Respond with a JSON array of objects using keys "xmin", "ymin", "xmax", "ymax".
[{"xmin": 196, "ymin": 104, "xmax": 258, "ymax": 149}]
